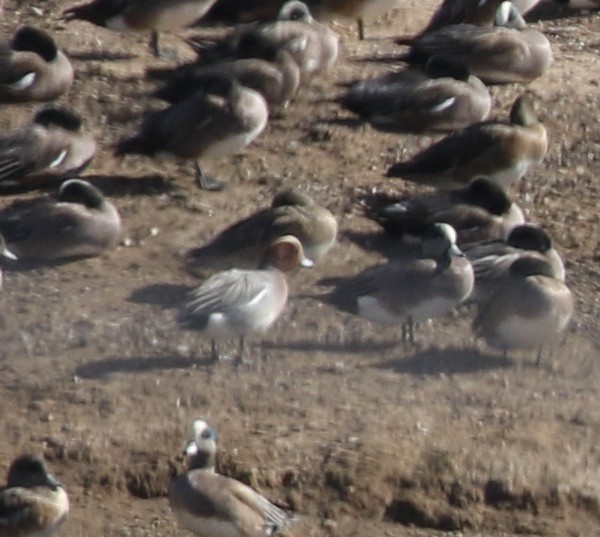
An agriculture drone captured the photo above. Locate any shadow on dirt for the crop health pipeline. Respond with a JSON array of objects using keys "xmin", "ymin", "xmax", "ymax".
[
  {"xmin": 343, "ymin": 230, "xmax": 417, "ymax": 259},
  {"xmin": 83, "ymin": 174, "xmax": 175, "ymax": 197},
  {"xmin": 261, "ymin": 339, "xmax": 398, "ymax": 354},
  {"xmin": 375, "ymin": 347, "xmax": 512, "ymax": 375},
  {"xmin": 129, "ymin": 283, "xmax": 193, "ymax": 310},
  {"xmin": 75, "ymin": 355, "xmax": 208, "ymax": 379}
]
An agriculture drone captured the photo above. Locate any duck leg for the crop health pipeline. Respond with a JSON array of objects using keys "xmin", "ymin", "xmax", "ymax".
[
  {"xmin": 210, "ymin": 339, "xmax": 220, "ymax": 362},
  {"xmin": 402, "ymin": 316, "xmax": 415, "ymax": 345},
  {"xmin": 235, "ymin": 336, "xmax": 246, "ymax": 366},
  {"xmin": 357, "ymin": 17, "xmax": 365, "ymax": 40},
  {"xmin": 195, "ymin": 161, "xmax": 227, "ymax": 192},
  {"xmin": 535, "ymin": 344, "xmax": 543, "ymax": 367},
  {"xmin": 149, "ymin": 30, "xmax": 161, "ymax": 58}
]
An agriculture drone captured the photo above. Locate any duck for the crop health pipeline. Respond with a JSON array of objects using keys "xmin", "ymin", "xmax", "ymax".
[
  {"xmin": 203, "ymin": 0, "xmax": 401, "ymax": 39},
  {"xmin": 387, "ymin": 96, "xmax": 547, "ymax": 189},
  {"xmin": 178, "ymin": 235, "xmax": 305, "ymax": 363},
  {"xmin": 116, "ymin": 72, "xmax": 269, "ymax": 192},
  {"xmin": 0, "ymin": 179, "xmax": 121, "ymax": 262},
  {"xmin": 152, "ymin": 33, "xmax": 301, "ymax": 111},
  {"xmin": 399, "ymin": 5, "xmax": 552, "ymax": 85},
  {"xmin": 323, "ymin": 223, "xmax": 474, "ymax": 344},
  {"xmin": 186, "ymin": 188, "xmax": 337, "ymax": 271},
  {"xmin": 473, "ymin": 256, "xmax": 573, "ymax": 364},
  {"xmin": 463, "ymin": 223, "xmax": 565, "ymax": 302},
  {"xmin": 415, "ymin": 0, "xmax": 531, "ymax": 36},
  {"xmin": 361, "ymin": 177, "xmax": 524, "ymax": 244},
  {"xmin": 337, "ymin": 56, "xmax": 491, "ymax": 133},
  {"xmin": 62, "ymin": 0, "xmax": 219, "ymax": 57},
  {"xmin": 0, "ymin": 26, "xmax": 73, "ymax": 103},
  {"xmin": 169, "ymin": 419, "xmax": 295, "ymax": 537},
  {"xmin": 186, "ymin": 1, "xmax": 339, "ymax": 82},
  {"xmin": 0, "ymin": 455, "xmax": 69, "ymax": 537},
  {"xmin": 0, "ymin": 105, "xmax": 97, "ymax": 193}
]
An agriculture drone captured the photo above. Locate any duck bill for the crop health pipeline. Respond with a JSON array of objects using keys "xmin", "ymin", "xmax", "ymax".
[
  {"xmin": 185, "ymin": 442, "xmax": 199, "ymax": 456},
  {"xmin": 46, "ymin": 473, "xmax": 62, "ymax": 489}
]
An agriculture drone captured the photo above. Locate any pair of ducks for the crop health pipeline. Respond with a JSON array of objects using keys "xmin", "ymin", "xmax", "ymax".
[
  {"xmin": 341, "ymin": 0, "xmax": 551, "ymax": 134},
  {"xmin": 0, "ymin": 421, "xmax": 293, "ymax": 537}
]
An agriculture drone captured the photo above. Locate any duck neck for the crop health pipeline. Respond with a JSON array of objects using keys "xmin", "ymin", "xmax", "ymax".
[{"xmin": 187, "ymin": 451, "xmax": 216, "ymax": 472}]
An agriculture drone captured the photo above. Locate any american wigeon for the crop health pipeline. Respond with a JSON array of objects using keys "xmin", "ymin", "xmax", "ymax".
[
  {"xmin": 0, "ymin": 455, "xmax": 69, "ymax": 537},
  {"xmin": 399, "ymin": 9, "xmax": 552, "ymax": 84},
  {"xmin": 337, "ymin": 56, "xmax": 491, "ymax": 133},
  {"xmin": 387, "ymin": 96, "xmax": 547, "ymax": 188},
  {"xmin": 361, "ymin": 178, "xmax": 524, "ymax": 244},
  {"xmin": 473, "ymin": 256, "xmax": 574, "ymax": 364},
  {"xmin": 170, "ymin": 419, "xmax": 295, "ymax": 537},
  {"xmin": 324, "ymin": 223, "xmax": 474, "ymax": 343},
  {"xmin": 116, "ymin": 72, "xmax": 268, "ymax": 191},
  {"xmin": 63, "ymin": 0, "xmax": 219, "ymax": 57},
  {"xmin": 0, "ymin": 26, "xmax": 73, "ymax": 103},
  {"xmin": 463, "ymin": 223, "xmax": 565, "ymax": 302},
  {"xmin": 179, "ymin": 235, "xmax": 305, "ymax": 363},
  {"xmin": 187, "ymin": 1, "xmax": 338, "ymax": 82},
  {"xmin": 0, "ymin": 106, "xmax": 96, "ymax": 192},
  {"xmin": 153, "ymin": 33, "xmax": 301, "ymax": 111},
  {"xmin": 0, "ymin": 179, "xmax": 121, "ymax": 262},
  {"xmin": 187, "ymin": 188, "xmax": 337, "ymax": 271}
]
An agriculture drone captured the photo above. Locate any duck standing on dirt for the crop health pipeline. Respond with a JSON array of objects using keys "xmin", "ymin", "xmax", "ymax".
[
  {"xmin": 0, "ymin": 179, "xmax": 121, "ymax": 262},
  {"xmin": 179, "ymin": 235, "xmax": 307, "ymax": 363},
  {"xmin": 62, "ymin": 0, "xmax": 219, "ymax": 57},
  {"xmin": 387, "ymin": 96, "xmax": 548, "ymax": 189},
  {"xmin": 0, "ymin": 26, "xmax": 73, "ymax": 103},
  {"xmin": 170, "ymin": 419, "xmax": 295, "ymax": 537},
  {"xmin": 472, "ymin": 256, "xmax": 573, "ymax": 364},
  {"xmin": 0, "ymin": 455, "xmax": 70, "ymax": 537},
  {"xmin": 323, "ymin": 223, "xmax": 474, "ymax": 344},
  {"xmin": 0, "ymin": 106, "xmax": 97, "ymax": 193},
  {"xmin": 116, "ymin": 72, "xmax": 268, "ymax": 191}
]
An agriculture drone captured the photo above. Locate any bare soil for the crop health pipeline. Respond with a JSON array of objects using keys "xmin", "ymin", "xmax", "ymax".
[{"xmin": 0, "ymin": 1, "xmax": 599, "ymax": 536}]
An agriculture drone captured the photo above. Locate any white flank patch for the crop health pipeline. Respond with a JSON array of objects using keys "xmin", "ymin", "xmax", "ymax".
[
  {"xmin": 11, "ymin": 72, "xmax": 35, "ymax": 90},
  {"xmin": 49, "ymin": 150, "xmax": 68, "ymax": 169},
  {"xmin": 430, "ymin": 97, "xmax": 456, "ymax": 113}
]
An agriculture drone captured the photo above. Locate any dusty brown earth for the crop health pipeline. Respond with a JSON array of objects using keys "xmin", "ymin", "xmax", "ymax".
[{"xmin": 0, "ymin": 0, "xmax": 599, "ymax": 536}]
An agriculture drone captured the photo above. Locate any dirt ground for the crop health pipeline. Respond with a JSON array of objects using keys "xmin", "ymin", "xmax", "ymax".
[{"xmin": 0, "ymin": 0, "xmax": 599, "ymax": 535}]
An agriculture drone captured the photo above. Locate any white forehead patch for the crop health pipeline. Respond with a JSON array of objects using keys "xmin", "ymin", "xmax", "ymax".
[{"xmin": 188, "ymin": 419, "xmax": 209, "ymax": 442}]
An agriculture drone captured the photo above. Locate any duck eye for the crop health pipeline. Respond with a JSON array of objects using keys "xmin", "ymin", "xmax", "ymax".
[{"xmin": 201, "ymin": 430, "xmax": 212, "ymax": 439}]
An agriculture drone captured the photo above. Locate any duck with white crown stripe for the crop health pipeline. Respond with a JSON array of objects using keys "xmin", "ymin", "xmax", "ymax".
[{"xmin": 169, "ymin": 420, "xmax": 296, "ymax": 537}]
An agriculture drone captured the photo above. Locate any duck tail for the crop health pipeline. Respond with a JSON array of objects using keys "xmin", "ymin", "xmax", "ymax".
[{"xmin": 114, "ymin": 134, "xmax": 148, "ymax": 157}]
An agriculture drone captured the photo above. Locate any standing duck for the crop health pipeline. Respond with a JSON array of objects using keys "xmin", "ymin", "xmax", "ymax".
[
  {"xmin": 178, "ymin": 235, "xmax": 306, "ymax": 363},
  {"xmin": 323, "ymin": 223, "xmax": 474, "ymax": 344},
  {"xmin": 63, "ymin": 0, "xmax": 219, "ymax": 57},
  {"xmin": 116, "ymin": 72, "xmax": 268, "ymax": 191}
]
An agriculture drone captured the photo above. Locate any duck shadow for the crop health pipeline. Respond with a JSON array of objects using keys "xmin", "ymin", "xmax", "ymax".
[
  {"xmin": 343, "ymin": 230, "xmax": 416, "ymax": 259},
  {"xmin": 66, "ymin": 50, "xmax": 138, "ymax": 62},
  {"xmin": 261, "ymin": 339, "xmax": 398, "ymax": 354},
  {"xmin": 349, "ymin": 52, "xmax": 409, "ymax": 65},
  {"xmin": 75, "ymin": 354, "xmax": 209, "ymax": 379},
  {"xmin": 129, "ymin": 283, "xmax": 194, "ymax": 310},
  {"xmin": 375, "ymin": 347, "xmax": 512, "ymax": 375},
  {"xmin": 82, "ymin": 174, "xmax": 175, "ymax": 197}
]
